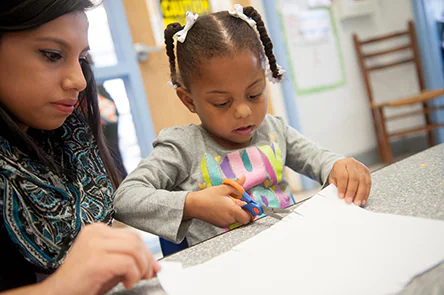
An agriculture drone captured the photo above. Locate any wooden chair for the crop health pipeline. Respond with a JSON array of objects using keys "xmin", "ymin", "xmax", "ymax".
[{"xmin": 353, "ymin": 21, "xmax": 444, "ymax": 164}]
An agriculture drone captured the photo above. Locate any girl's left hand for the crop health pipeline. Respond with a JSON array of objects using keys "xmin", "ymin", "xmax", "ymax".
[{"xmin": 328, "ymin": 158, "xmax": 372, "ymax": 206}]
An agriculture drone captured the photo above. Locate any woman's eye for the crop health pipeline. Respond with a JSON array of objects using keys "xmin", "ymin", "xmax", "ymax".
[
  {"xmin": 79, "ymin": 55, "xmax": 89, "ymax": 63},
  {"xmin": 40, "ymin": 50, "xmax": 63, "ymax": 62}
]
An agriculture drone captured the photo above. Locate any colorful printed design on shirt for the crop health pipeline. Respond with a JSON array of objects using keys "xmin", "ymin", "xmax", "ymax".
[{"xmin": 199, "ymin": 136, "xmax": 295, "ymax": 218}]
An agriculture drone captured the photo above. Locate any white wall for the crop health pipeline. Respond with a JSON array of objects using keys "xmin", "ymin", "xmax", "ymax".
[
  {"xmin": 287, "ymin": 0, "xmax": 421, "ymax": 157},
  {"xmin": 429, "ymin": 0, "xmax": 443, "ymax": 18}
]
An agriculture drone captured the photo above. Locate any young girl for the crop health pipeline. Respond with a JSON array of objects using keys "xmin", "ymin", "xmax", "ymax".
[
  {"xmin": 114, "ymin": 5, "xmax": 371, "ymax": 248},
  {"xmin": 0, "ymin": 0, "xmax": 159, "ymax": 293}
]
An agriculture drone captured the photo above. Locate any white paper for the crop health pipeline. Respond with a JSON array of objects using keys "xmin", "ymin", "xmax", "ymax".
[
  {"xmin": 159, "ymin": 185, "xmax": 444, "ymax": 295},
  {"xmin": 157, "ymin": 262, "xmax": 187, "ymax": 295},
  {"xmin": 308, "ymin": 0, "xmax": 332, "ymax": 8}
]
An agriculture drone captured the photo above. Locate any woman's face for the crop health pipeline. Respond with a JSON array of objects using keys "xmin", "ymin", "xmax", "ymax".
[{"xmin": 0, "ymin": 11, "xmax": 89, "ymax": 131}]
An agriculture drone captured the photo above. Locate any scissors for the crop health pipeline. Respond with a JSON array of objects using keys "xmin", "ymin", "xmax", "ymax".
[{"xmin": 222, "ymin": 179, "xmax": 291, "ymax": 220}]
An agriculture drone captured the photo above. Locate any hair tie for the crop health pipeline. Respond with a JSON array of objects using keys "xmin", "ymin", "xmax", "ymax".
[
  {"xmin": 174, "ymin": 11, "xmax": 199, "ymax": 43},
  {"xmin": 264, "ymin": 56, "xmax": 286, "ymax": 84},
  {"xmin": 228, "ymin": 4, "xmax": 256, "ymax": 28},
  {"xmin": 267, "ymin": 65, "xmax": 286, "ymax": 84},
  {"xmin": 167, "ymin": 81, "xmax": 178, "ymax": 90}
]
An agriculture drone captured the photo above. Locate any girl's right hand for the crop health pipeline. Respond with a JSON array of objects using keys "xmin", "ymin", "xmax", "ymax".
[
  {"xmin": 40, "ymin": 223, "xmax": 161, "ymax": 295},
  {"xmin": 184, "ymin": 176, "xmax": 252, "ymax": 227}
]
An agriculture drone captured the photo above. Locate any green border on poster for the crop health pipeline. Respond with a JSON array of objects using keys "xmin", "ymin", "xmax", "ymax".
[{"xmin": 278, "ymin": 7, "xmax": 346, "ymax": 95}]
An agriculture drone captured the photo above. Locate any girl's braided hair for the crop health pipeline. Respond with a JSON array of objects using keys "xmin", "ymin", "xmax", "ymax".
[{"xmin": 164, "ymin": 6, "xmax": 282, "ymax": 90}]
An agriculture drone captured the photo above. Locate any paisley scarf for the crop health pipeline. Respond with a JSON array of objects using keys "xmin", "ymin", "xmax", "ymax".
[{"xmin": 0, "ymin": 111, "xmax": 114, "ymax": 272}]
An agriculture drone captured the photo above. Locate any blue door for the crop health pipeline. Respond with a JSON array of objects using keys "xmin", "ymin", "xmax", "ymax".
[
  {"xmin": 86, "ymin": 0, "xmax": 161, "ymax": 257},
  {"xmin": 87, "ymin": 0, "xmax": 156, "ymax": 173},
  {"xmin": 411, "ymin": 0, "xmax": 444, "ymax": 143}
]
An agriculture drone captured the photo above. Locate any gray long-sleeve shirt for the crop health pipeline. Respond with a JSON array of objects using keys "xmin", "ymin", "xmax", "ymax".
[{"xmin": 114, "ymin": 115, "xmax": 343, "ymax": 245}]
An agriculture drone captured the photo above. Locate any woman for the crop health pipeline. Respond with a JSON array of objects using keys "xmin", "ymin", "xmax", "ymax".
[{"xmin": 0, "ymin": 0, "xmax": 160, "ymax": 293}]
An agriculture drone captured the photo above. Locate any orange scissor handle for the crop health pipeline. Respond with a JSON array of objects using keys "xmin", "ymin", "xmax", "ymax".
[
  {"xmin": 222, "ymin": 179, "xmax": 244, "ymax": 199},
  {"xmin": 222, "ymin": 179, "xmax": 260, "ymax": 222}
]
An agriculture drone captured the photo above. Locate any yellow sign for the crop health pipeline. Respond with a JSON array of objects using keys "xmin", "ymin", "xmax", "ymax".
[{"xmin": 160, "ymin": 0, "xmax": 211, "ymax": 27}]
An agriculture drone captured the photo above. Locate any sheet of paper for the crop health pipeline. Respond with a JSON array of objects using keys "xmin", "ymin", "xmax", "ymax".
[
  {"xmin": 157, "ymin": 262, "xmax": 186, "ymax": 295},
  {"xmin": 159, "ymin": 185, "xmax": 444, "ymax": 295}
]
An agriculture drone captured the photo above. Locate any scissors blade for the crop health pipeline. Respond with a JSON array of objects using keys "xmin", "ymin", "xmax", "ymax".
[
  {"xmin": 261, "ymin": 206, "xmax": 291, "ymax": 220},
  {"xmin": 269, "ymin": 207, "xmax": 292, "ymax": 214},
  {"xmin": 297, "ymin": 195, "xmax": 314, "ymax": 204}
]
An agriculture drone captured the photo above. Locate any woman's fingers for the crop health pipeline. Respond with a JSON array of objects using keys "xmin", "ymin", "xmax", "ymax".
[
  {"xmin": 47, "ymin": 223, "xmax": 159, "ymax": 295},
  {"xmin": 101, "ymin": 229, "xmax": 152, "ymax": 278},
  {"xmin": 96, "ymin": 253, "xmax": 141, "ymax": 290},
  {"xmin": 119, "ymin": 255, "xmax": 141, "ymax": 289}
]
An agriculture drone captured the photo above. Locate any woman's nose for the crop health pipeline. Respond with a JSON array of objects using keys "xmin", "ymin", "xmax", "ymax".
[{"xmin": 62, "ymin": 61, "xmax": 87, "ymax": 93}]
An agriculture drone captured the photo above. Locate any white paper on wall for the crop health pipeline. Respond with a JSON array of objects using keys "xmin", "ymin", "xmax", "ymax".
[{"xmin": 278, "ymin": 0, "xmax": 346, "ymax": 94}]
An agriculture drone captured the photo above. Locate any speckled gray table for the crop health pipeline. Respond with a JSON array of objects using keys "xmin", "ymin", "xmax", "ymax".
[{"xmin": 109, "ymin": 143, "xmax": 444, "ymax": 295}]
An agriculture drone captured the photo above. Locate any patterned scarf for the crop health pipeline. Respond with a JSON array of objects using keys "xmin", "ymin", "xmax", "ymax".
[{"xmin": 0, "ymin": 111, "xmax": 115, "ymax": 272}]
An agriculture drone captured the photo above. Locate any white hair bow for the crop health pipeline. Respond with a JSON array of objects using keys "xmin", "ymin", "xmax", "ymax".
[
  {"xmin": 167, "ymin": 81, "xmax": 178, "ymax": 90},
  {"xmin": 267, "ymin": 65, "xmax": 286, "ymax": 84},
  {"xmin": 174, "ymin": 11, "xmax": 199, "ymax": 43},
  {"xmin": 228, "ymin": 4, "xmax": 256, "ymax": 27},
  {"xmin": 264, "ymin": 56, "xmax": 286, "ymax": 84}
]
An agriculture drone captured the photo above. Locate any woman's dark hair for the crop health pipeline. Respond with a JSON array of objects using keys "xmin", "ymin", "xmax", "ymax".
[
  {"xmin": 164, "ymin": 6, "xmax": 282, "ymax": 90},
  {"xmin": 0, "ymin": 0, "xmax": 122, "ymax": 188}
]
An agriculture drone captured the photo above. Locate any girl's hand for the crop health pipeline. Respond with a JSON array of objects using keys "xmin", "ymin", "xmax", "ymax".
[
  {"xmin": 184, "ymin": 176, "xmax": 251, "ymax": 227},
  {"xmin": 328, "ymin": 158, "xmax": 372, "ymax": 206},
  {"xmin": 40, "ymin": 223, "xmax": 161, "ymax": 295}
]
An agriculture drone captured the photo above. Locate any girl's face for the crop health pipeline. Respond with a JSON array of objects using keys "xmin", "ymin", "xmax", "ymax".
[
  {"xmin": 178, "ymin": 50, "xmax": 268, "ymax": 150},
  {"xmin": 0, "ymin": 11, "xmax": 89, "ymax": 131}
]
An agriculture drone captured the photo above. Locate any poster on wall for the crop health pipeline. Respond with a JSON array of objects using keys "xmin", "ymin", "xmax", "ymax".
[
  {"xmin": 308, "ymin": 0, "xmax": 332, "ymax": 8},
  {"xmin": 159, "ymin": 0, "xmax": 211, "ymax": 27},
  {"xmin": 146, "ymin": 0, "xmax": 221, "ymax": 46},
  {"xmin": 335, "ymin": 0, "xmax": 375, "ymax": 20},
  {"xmin": 278, "ymin": 0, "xmax": 346, "ymax": 95}
]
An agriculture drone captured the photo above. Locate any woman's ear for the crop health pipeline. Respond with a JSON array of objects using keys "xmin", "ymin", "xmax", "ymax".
[{"xmin": 176, "ymin": 87, "xmax": 196, "ymax": 113}]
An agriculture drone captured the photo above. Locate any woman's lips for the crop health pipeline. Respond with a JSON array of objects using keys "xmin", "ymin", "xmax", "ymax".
[{"xmin": 51, "ymin": 101, "xmax": 75, "ymax": 114}]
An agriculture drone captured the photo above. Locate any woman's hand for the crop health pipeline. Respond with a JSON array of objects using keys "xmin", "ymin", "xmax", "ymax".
[
  {"xmin": 40, "ymin": 223, "xmax": 160, "ymax": 295},
  {"xmin": 328, "ymin": 158, "xmax": 372, "ymax": 206},
  {"xmin": 184, "ymin": 176, "xmax": 251, "ymax": 227}
]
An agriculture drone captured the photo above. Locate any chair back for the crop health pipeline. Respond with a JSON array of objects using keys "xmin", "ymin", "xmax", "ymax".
[{"xmin": 353, "ymin": 21, "xmax": 425, "ymax": 108}]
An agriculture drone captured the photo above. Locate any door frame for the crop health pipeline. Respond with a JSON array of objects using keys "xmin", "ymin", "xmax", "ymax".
[
  {"xmin": 92, "ymin": 0, "xmax": 156, "ymax": 157},
  {"xmin": 411, "ymin": 0, "xmax": 444, "ymax": 143}
]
